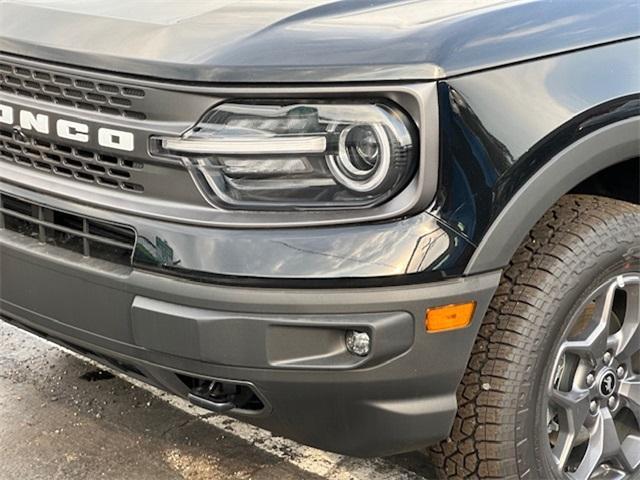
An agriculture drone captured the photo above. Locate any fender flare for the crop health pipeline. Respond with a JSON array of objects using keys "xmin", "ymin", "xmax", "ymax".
[{"xmin": 465, "ymin": 116, "xmax": 640, "ymax": 274}]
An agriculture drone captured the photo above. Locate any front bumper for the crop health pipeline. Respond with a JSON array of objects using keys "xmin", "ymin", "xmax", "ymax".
[{"xmin": 0, "ymin": 210, "xmax": 500, "ymax": 456}]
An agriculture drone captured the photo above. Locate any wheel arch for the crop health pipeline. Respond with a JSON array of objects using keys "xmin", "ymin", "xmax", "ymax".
[{"xmin": 465, "ymin": 116, "xmax": 640, "ymax": 275}]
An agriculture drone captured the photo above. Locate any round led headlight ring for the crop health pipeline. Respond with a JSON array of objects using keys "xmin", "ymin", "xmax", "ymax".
[{"xmin": 328, "ymin": 123, "xmax": 391, "ymax": 193}]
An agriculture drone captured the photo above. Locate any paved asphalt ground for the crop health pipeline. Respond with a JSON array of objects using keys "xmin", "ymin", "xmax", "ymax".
[{"xmin": 0, "ymin": 321, "xmax": 437, "ymax": 480}]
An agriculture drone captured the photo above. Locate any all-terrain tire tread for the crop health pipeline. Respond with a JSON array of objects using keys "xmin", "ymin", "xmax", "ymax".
[{"xmin": 428, "ymin": 195, "xmax": 640, "ymax": 479}]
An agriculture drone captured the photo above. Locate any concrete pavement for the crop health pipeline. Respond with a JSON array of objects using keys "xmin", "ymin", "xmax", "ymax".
[{"xmin": 0, "ymin": 321, "xmax": 436, "ymax": 480}]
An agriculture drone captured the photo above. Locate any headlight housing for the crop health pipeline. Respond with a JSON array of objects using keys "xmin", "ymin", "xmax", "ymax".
[{"xmin": 154, "ymin": 101, "xmax": 418, "ymax": 210}]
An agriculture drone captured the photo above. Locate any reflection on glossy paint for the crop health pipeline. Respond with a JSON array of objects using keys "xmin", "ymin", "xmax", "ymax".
[
  {"xmin": 133, "ymin": 210, "xmax": 462, "ymax": 280},
  {"xmin": 437, "ymin": 40, "xmax": 640, "ymax": 246},
  {"xmin": 132, "ymin": 34, "xmax": 640, "ymax": 283},
  {"xmin": 0, "ymin": 1, "xmax": 636, "ymax": 82}
]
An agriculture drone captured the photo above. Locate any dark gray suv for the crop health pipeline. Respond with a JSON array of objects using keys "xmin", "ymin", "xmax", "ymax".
[{"xmin": 0, "ymin": 1, "xmax": 639, "ymax": 479}]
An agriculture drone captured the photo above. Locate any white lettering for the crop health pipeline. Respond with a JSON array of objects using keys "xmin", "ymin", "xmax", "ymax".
[
  {"xmin": 0, "ymin": 105, "xmax": 135, "ymax": 150},
  {"xmin": 98, "ymin": 128, "xmax": 134, "ymax": 152},
  {"xmin": 56, "ymin": 119, "xmax": 89, "ymax": 143},
  {"xmin": 0, "ymin": 104, "xmax": 13, "ymax": 125},
  {"xmin": 19, "ymin": 111, "xmax": 49, "ymax": 134}
]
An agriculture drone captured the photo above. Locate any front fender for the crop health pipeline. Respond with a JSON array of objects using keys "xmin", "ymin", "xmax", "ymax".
[
  {"xmin": 465, "ymin": 117, "xmax": 640, "ymax": 273},
  {"xmin": 430, "ymin": 39, "xmax": 639, "ymax": 274}
]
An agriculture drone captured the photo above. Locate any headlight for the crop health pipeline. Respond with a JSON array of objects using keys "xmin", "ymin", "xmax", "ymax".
[{"xmin": 154, "ymin": 101, "xmax": 418, "ymax": 210}]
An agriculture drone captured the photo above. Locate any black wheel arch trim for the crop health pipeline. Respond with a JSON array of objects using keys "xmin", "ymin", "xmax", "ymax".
[{"xmin": 465, "ymin": 116, "xmax": 640, "ymax": 274}]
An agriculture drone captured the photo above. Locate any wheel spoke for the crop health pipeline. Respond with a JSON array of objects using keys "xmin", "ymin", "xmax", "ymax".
[
  {"xmin": 569, "ymin": 411, "xmax": 606, "ymax": 480},
  {"xmin": 589, "ymin": 284, "xmax": 617, "ymax": 358},
  {"xmin": 550, "ymin": 388, "xmax": 590, "ymax": 470},
  {"xmin": 569, "ymin": 409, "xmax": 622, "ymax": 480},
  {"xmin": 562, "ymin": 283, "xmax": 617, "ymax": 363},
  {"xmin": 599, "ymin": 408, "xmax": 623, "ymax": 461},
  {"xmin": 619, "ymin": 376, "xmax": 640, "ymax": 424},
  {"xmin": 612, "ymin": 280, "xmax": 640, "ymax": 361}
]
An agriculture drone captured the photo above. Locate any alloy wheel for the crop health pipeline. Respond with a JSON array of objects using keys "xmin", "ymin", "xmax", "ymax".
[{"xmin": 545, "ymin": 273, "xmax": 640, "ymax": 479}]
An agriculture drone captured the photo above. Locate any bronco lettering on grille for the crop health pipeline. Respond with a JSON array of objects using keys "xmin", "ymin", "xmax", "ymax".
[{"xmin": 0, "ymin": 103, "xmax": 134, "ymax": 152}]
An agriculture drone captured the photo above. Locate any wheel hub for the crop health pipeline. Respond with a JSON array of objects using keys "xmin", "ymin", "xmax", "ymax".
[{"xmin": 597, "ymin": 370, "xmax": 617, "ymax": 398}]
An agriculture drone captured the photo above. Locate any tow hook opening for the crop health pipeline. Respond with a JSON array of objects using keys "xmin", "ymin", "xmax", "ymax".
[{"xmin": 178, "ymin": 375, "xmax": 266, "ymax": 414}]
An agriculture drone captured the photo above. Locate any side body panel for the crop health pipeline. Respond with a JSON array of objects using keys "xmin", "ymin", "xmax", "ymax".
[{"xmin": 433, "ymin": 39, "xmax": 640, "ymax": 271}]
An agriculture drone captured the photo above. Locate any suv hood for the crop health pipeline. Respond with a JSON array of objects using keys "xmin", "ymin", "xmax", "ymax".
[{"xmin": 0, "ymin": 0, "xmax": 637, "ymax": 83}]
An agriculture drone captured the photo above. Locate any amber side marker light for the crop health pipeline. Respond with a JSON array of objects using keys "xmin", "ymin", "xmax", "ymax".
[{"xmin": 425, "ymin": 302, "xmax": 476, "ymax": 333}]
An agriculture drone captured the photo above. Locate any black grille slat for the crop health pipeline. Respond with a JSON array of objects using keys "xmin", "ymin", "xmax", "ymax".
[
  {"xmin": 0, "ymin": 128, "xmax": 145, "ymax": 193},
  {"xmin": 0, "ymin": 207, "xmax": 133, "ymax": 250},
  {"xmin": 82, "ymin": 218, "xmax": 90, "ymax": 256},
  {"xmin": 0, "ymin": 193, "xmax": 135, "ymax": 266},
  {"xmin": 0, "ymin": 61, "xmax": 147, "ymax": 120}
]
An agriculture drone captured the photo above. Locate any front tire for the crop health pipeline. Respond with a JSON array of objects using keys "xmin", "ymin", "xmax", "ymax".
[{"xmin": 430, "ymin": 195, "xmax": 640, "ymax": 479}]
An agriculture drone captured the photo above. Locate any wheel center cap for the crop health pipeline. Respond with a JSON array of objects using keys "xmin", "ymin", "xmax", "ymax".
[{"xmin": 599, "ymin": 371, "xmax": 617, "ymax": 397}]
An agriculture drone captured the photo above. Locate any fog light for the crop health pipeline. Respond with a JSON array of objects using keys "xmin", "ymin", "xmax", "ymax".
[{"xmin": 345, "ymin": 330, "xmax": 371, "ymax": 357}]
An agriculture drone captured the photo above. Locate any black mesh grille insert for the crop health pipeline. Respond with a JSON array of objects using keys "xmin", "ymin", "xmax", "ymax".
[
  {"xmin": 0, "ymin": 61, "xmax": 147, "ymax": 120},
  {"xmin": 0, "ymin": 192, "xmax": 136, "ymax": 266},
  {"xmin": 0, "ymin": 128, "xmax": 145, "ymax": 193}
]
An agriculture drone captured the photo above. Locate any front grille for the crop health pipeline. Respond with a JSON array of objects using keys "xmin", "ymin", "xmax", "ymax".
[
  {"xmin": 0, "ymin": 193, "xmax": 136, "ymax": 266},
  {"xmin": 0, "ymin": 61, "xmax": 147, "ymax": 120},
  {"xmin": 0, "ymin": 128, "xmax": 145, "ymax": 193}
]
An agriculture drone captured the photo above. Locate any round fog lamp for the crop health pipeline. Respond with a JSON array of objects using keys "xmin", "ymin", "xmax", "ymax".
[{"xmin": 345, "ymin": 330, "xmax": 371, "ymax": 357}]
